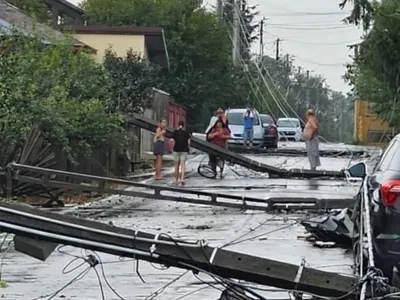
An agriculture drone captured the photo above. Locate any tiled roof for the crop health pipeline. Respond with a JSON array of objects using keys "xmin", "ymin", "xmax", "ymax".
[{"xmin": 0, "ymin": 0, "xmax": 93, "ymax": 49}]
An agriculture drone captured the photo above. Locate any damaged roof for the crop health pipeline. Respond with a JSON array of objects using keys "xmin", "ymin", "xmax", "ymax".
[{"xmin": 0, "ymin": 0, "xmax": 95, "ymax": 52}]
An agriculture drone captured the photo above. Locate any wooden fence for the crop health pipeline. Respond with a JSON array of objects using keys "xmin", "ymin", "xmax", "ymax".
[{"xmin": 53, "ymin": 125, "xmax": 142, "ymax": 177}]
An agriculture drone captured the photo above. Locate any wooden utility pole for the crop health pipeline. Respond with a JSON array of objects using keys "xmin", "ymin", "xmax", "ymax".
[
  {"xmin": 275, "ymin": 38, "xmax": 280, "ymax": 60},
  {"xmin": 232, "ymin": 0, "xmax": 240, "ymax": 66}
]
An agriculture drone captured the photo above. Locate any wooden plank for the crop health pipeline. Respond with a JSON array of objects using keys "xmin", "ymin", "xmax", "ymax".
[
  {"xmin": 128, "ymin": 114, "xmax": 345, "ymax": 179},
  {"xmin": 0, "ymin": 201, "xmax": 358, "ymax": 297}
]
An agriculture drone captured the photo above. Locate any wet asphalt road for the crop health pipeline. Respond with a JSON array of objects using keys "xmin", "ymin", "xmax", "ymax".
[{"xmin": 0, "ymin": 142, "xmax": 377, "ymax": 300}]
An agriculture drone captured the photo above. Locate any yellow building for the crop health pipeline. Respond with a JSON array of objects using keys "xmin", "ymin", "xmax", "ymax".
[
  {"xmin": 354, "ymin": 99, "xmax": 393, "ymax": 144},
  {"xmin": 61, "ymin": 25, "xmax": 169, "ymax": 68}
]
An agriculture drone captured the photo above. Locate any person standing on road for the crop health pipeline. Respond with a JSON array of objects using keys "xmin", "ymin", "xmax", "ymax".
[
  {"xmin": 243, "ymin": 107, "xmax": 254, "ymax": 148},
  {"xmin": 206, "ymin": 119, "xmax": 231, "ymax": 176},
  {"xmin": 216, "ymin": 108, "xmax": 229, "ymax": 129},
  {"xmin": 171, "ymin": 120, "xmax": 191, "ymax": 186},
  {"xmin": 153, "ymin": 118, "xmax": 167, "ymax": 180},
  {"xmin": 303, "ymin": 109, "xmax": 321, "ymax": 170}
]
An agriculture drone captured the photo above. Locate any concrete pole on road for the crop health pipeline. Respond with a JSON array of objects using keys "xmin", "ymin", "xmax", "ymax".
[{"xmin": 232, "ymin": 0, "xmax": 240, "ymax": 66}]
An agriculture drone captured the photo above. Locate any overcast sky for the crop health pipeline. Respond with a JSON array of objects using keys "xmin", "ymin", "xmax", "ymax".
[{"xmin": 68, "ymin": 0, "xmax": 361, "ymax": 93}]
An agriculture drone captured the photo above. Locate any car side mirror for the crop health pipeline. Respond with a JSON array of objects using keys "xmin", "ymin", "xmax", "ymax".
[{"xmin": 347, "ymin": 162, "xmax": 366, "ymax": 178}]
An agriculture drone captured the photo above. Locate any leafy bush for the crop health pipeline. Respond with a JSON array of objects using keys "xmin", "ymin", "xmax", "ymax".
[{"xmin": 0, "ymin": 34, "xmax": 127, "ymax": 160}]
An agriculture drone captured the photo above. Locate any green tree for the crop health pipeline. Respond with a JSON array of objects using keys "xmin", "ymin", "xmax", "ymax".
[
  {"xmin": 345, "ymin": 0, "xmax": 400, "ymax": 127},
  {"xmin": 339, "ymin": 0, "xmax": 373, "ymax": 30},
  {"xmin": 103, "ymin": 48, "xmax": 163, "ymax": 114},
  {"xmin": 81, "ymin": 0, "xmax": 252, "ymax": 130},
  {"xmin": 0, "ymin": 34, "xmax": 126, "ymax": 160},
  {"xmin": 222, "ymin": 0, "xmax": 259, "ymax": 61},
  {"xmin": 6, "ymin": 0, "xmax": 51, "ymax": 23},
  {"xmin": 245, "ymin": 53, "xmax": 354, "ymax": 142}
]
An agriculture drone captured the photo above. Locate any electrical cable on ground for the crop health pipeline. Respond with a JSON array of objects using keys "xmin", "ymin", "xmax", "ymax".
[{"xmin": 145, "ymin": 270, "xmax": 189, "ymax": 300}]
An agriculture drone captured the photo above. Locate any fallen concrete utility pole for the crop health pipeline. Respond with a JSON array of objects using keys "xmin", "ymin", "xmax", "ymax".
[
  {"xmin": 7, "ymin": 163, "xmax": 354, "ymax": 211},
  {"xmin": 229, "ymin": 145, "xmax": 369, "ymax": 158},
  {"xmin": 128, "ymin": 114, "xmax": 345, "ymax": 179},
  {"xmin": 0, "ymin": 201, "xmax": 359, "ymax": 298}
]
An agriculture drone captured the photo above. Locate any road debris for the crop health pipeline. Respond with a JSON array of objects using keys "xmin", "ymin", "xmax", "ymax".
[{"xmin": 300, "ymin": 208, "xmax": 354, "ymax": 248}]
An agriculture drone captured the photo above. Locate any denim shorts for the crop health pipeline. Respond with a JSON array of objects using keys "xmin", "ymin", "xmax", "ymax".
[{"xmin": 173, "ymin": 152, "xmax": 188, "ymax": 162}]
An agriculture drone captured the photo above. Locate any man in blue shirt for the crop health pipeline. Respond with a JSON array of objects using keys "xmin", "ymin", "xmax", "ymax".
[{"xmin": 243, "ymin": 107, "xmax": 254, "ymax": 148}]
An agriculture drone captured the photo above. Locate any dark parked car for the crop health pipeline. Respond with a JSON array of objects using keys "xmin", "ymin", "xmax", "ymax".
[
  {"xmin": 348, "ymin": 135, "xmax": 400, "ymax": 282},
  {"xmin": 260, "ymin": 114, "xmax": 278, "ymax": 148}
]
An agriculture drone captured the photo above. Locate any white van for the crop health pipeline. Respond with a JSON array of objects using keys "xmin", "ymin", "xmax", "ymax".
[{"xmin": 276, "ymin": 118, "xmax": 303, "ymax": 141}]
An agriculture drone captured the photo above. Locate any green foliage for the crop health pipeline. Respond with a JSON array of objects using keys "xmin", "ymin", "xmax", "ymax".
[
  {"xmin": 82, "ymin": 0, "xmax": 253, "ymax": 130},
  {"xmin": 246, "ymin": 55, "xmax": 354, "ymax": 142},
  {"xmin": 6, "ymin": 0, "xmax": 50, "ymax": 23},
  {"xmin": 339, "ymin": 0, "xmax": 374, "ymax": 30},
  {"xmin": 345, "ymin": 0, "xmax": 400, "ymax": 127},
  {"xmin": 222, "ymin": 0, "xmax": 259, "ymax": 61},
  {"xmin": 0, "ymin": 34, "xmax": 127, "ymax": 159},
  {"xmin": 103, "ymin": 48, "xmax": 163, "ymax": 113}
]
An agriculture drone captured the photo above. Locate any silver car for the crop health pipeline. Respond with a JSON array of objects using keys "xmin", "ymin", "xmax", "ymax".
[{"xmin": 206, "ymin": 108, "xmax": 264, "ymax": 147}]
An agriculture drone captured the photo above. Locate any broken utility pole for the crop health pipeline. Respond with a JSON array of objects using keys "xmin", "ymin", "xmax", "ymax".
[
  {"xmin": 128, "ymin": 114, "xmax": 346, "ymax": 179},
  {"xmin": 0, "ymin": 201, "xmax": 359, "ymax": 298},
  {"xmin": 6, "ymin": 163, "xmax": 355, "ymax": 211}
]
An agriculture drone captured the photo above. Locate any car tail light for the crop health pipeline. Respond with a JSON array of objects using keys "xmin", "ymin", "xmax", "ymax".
[
  {"xmin": 381, "ymin": 180, "xmax": 400, "ymax": 206},
  {"xmin": 268, "ymin": 126, "xmax": 277, "ymax": 136}
]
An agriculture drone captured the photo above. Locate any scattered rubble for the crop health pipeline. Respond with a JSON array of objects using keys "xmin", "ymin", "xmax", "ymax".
[
  {"xmin": 184, "ymin": 224, "xmax": 212, "ymax": 230},
  {"xmin": 300, "ymin": 208, "xmax": 354, "ymax": 248}
]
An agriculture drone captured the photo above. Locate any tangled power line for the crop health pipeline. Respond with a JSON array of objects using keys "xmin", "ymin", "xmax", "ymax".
[{"xmin": 0, "ymin": 211, "xmax": 357, "ymax": 300}]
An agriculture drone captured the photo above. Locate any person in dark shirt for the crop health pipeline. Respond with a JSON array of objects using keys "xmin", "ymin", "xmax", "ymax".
[{"xmin": 171, "ymin": 120, "xmax": 191, "ymax": 186}]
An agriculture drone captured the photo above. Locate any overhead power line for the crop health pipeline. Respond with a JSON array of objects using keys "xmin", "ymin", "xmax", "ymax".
[
  {"xmin": 295, "ymin": 57, "xmax": 346, "ymax": 67},
  {"xmin": 261, "ymin": 11, "xmax": 350, "ymax": 17},
  {"xmin": 269, "ymin": 36, "xmax": 361, "ymax": 46},
  {"xmin": 267, "ymin": 24, "xmax": 351, "ymax": 31}
]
